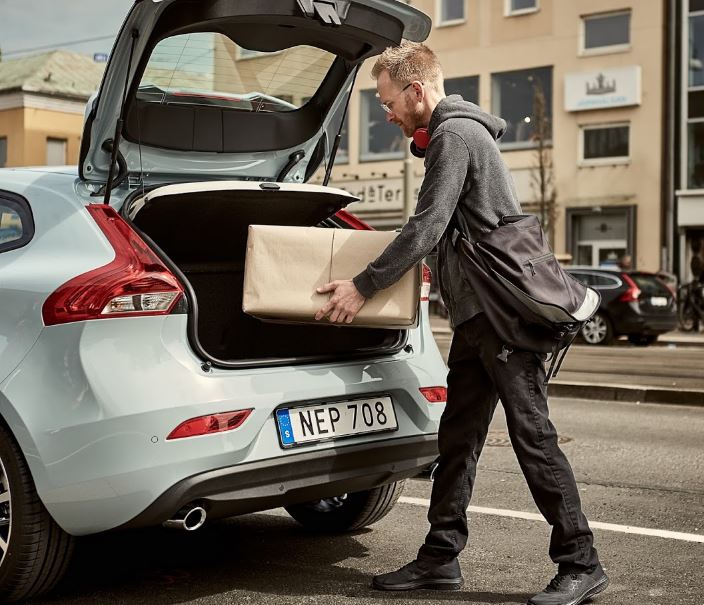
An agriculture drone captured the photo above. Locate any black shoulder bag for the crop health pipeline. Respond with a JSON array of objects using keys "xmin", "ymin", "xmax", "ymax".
[{"xmin": 451, "ymin": 212, "xmax": 600, "ymax": 383}]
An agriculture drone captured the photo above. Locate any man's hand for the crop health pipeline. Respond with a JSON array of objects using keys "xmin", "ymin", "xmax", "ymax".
[{"xmin": 315, "ymin": 280, "xmax": 366, "ymax": 324}]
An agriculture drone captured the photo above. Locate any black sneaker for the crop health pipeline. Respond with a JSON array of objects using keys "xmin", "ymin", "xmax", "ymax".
[
  {"xmin": 372, "ymin": 559, "xmax": 463, "ymax": 591},
  {"xmin": 528, "ymin": 565, "xmax": 609, "ymax": 605}
]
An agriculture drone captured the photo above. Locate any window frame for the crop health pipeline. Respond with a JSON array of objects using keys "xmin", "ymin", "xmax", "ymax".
[
  {"xmin": 578, "ymin": 122, "xmax": 631, "ymax": 166},
  {"xmin": 580, "ymin": 10, "xmax": 632, "ymax": 56},
  {"xmin": 436, "ymin": 0, "xmax": 466, "ymax": 28},
  {"xmin": 0, "ymin": 137, "xmax": 7, "ymax": 168},
  {"xmin": 685, "ymin": 11, "xmax": 704, "ymax": 190},
  {"xmin": 504, "ymin": 0, "xmax": 539, "ymax": 18},
  {"xmin": 359, "ymin": 88, "xmax": 404, "ymax": 163},
  {"xmin": 491, "ymin": 66, "xmax": 553, "ymax": 151},
  {"xmin": 0, "ymin": 191, "xmax": 34, "ymax": 254}
]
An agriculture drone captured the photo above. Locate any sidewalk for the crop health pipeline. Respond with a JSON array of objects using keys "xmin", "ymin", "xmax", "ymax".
[
  {"xmin": 429, "ymin": 314, "xmax": 704, "ymax": 347},
  {"xmin": 429, "ymin": 314, "xmax": 704, "ymax": 406}
]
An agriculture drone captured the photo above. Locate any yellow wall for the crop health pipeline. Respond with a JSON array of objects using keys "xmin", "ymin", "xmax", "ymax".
[
  {"xmin": 0, "ymin": 108, "xmax": 26, "ymax": 167},
  {"xmin": 0, "ymin": 106, "xmax": 84, "ymax": 167}
]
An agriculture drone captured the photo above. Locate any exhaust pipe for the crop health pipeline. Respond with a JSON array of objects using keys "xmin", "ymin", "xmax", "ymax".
[{"xmin": 163, "ymin": 505, "xmax": 207, "ymax": 531}]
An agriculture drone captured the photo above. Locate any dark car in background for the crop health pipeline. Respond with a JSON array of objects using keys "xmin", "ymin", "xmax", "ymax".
[{"xmin": 566, "ymin": 267, "xmax": 677, "ymax": 345}]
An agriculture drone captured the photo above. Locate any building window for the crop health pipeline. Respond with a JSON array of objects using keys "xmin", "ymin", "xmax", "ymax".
[
  {"xmin": 438, "ymin": 0, "xmax": 465, "ymax": 25},
  {"xmin": 0, "ymin": 138, "xmax": 6, "ymax": 168},
  {"xmin": 506, "ymin": 0, "xmax": 538, "ymax": 16},
  {"xmin": 581, "ymin": 11, "xmax": 631, "ymax": 54},
  {"xmin": 46, "ymin": 138, "xmax": 67, "ymax": 166},
  {"xmin": 445, "ymin": 76, "xmax": 479, "ymax": 104},
  {"xmin": 360, "ymin": 89, "xmax": 404, "ymax": 162},
  {"xmin": 567, "ymin": 206, "xmax": 635, "ymax": 268},
  {"xmin": 688, "ymin": 12, "xmax": 704, "ymax": 188},
  {"xmin": 491, "ymin": 67, "xmax": 552, "ymax": 149},
  {"xmin": 580, "ymin": 124, "xmax": 630, "ymax": 164}
]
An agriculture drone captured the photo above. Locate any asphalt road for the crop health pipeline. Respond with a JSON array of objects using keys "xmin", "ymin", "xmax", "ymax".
[{"xmin": 33, "ymin": 397, "xmax": 704, "ymax": 605}]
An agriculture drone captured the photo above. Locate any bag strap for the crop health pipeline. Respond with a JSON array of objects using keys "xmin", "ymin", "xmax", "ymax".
[{"xmin": 449, "ymin": 205, "xmax": 472, "ymax": 248}]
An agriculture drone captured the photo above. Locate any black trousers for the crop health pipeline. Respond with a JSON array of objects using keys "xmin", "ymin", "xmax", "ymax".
[{"xmin": 417, "ymin": 314, "xmax": 600, "ymax": 573}]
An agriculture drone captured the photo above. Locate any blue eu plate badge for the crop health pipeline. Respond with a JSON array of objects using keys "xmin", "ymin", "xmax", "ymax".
[{"xmin": 276, "ymin": 409, "xmax": 295, "ymax": 446}]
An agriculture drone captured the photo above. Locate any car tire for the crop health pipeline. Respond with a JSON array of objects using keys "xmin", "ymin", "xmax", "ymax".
[
  {"xmin": 0, "ymin": 422, "xmax": 74, "ymax": 603},
  {"xmin": 678, "ymin": 300, "xmax": 699, "ymax": 332},
  {"xmin": 580, "ymin": 312, "xmax": 614, "ymax": 346},
  {"xmin": 284, "ymin": 480, "xmax": 405, "ymax": 533},
  {"xmin": 627, "ymin": 334, "xmax": 658, "ymax": 346}
]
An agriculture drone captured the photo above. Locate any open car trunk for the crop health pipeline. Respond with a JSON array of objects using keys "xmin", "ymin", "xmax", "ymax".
[{"xmin": 126, "ymin": 182, "xmax": 405, "ymax": 365}]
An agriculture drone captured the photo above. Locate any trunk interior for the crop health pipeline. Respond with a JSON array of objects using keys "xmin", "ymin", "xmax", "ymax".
[{"xmin": 128, "ymin": 185, "xmax": 403, "ymax": 363}]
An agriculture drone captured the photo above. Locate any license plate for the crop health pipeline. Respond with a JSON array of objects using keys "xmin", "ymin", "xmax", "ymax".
[
  {"xmin": 276, "ymin": 396, "xmax": 397, "ymax": 448},
  {"xmin": 650, "ymin": 296, "xmax": 668, "ymax": 307}
]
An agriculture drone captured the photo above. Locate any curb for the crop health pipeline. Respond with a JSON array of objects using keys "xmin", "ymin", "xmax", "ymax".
[{"xmin": 547, "ymin": 382, "xmax": 704, "ymax": 407}]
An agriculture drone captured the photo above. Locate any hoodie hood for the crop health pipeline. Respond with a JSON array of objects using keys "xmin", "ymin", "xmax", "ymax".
[{"xmin": 428, "ymin": 95, "xmax": 506, "ymax": 141}]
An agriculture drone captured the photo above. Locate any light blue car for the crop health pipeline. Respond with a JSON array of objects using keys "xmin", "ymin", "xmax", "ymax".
[{"xmin": 0, "ymin": 0, "xmax": 446, "ymax": 601}]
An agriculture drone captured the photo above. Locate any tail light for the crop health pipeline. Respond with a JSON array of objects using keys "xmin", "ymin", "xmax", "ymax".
[
  {"xmin": 421, "ymin": 263, "xmax": 432, "ymax": 301},
  {"xmin": 419, "ymin": 386, "xmax": 447, "ymax": 403},
  {"xmin": 618, "ymin": 273, "xmax": 641, "ymax": 303},
  {"xmin": 334, "ymin": 209, "xmax": 373, "ymax": 230},
  {"xmin": 167, "ymin": 409, "xmax": 253, "ymax": 440},
  {"xmin": 42, "ymin": 205, "xmax": 184, "ymax": 326}
]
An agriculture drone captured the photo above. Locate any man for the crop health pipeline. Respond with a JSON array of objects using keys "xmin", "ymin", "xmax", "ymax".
[{"xmin": 315, "ymin": 41, "xmax": 608, "ymax": 605}]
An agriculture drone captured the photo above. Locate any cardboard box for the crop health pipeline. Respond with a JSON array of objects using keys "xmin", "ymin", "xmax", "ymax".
[{"xmin": 242, "ymin": 225, "xmax": 420, "ymax": 328}]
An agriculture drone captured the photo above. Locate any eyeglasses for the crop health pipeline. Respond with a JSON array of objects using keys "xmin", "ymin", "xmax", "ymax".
[{"xmin": 380, "ymin": 82, "xmax": 414, "ymax": 114}]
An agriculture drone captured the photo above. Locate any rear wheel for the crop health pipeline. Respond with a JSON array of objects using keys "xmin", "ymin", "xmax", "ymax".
[
  {"xmin": 580, "ymin": 312, "xmax": 614, "ymax": 345},
  {"xmin": 0, "ymin": 423, "xmax": 74, "ymax": 603},
  {"xmin": 678, "ymin": 299, "xmax": 699, "ymax": 332},
  {"xmin": 285, "ymin": 480, "xmax": 405, "ymax": 533}
]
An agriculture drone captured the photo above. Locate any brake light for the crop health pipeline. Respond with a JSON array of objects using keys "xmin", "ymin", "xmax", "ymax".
[
  {"xmin": 167, "ymin": 409, "xmax": 253, "ymax": 440},
  {"xmin": 419, "ymin": 387, "xmax": 447, "ymax": 403},
  {"xmin": 618, "ymin": 274, "xmax": 641, "ymax": 303},
  {"xmin": 42, "ymin": 205, "xmax": 184, "ymax": 326},
  {"xmin": 421, "ymin": 263, "xmax": 432, "ymax": 301},
  {"xmin": 334, "ymin": 209, "xmax": 373, "ymax": 230}
]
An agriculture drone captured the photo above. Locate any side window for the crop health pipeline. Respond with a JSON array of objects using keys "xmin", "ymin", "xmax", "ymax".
[
  {"xmin": 569, "ymin": 272, "xmax": 591, "ymax": 286},
  {"xmin": 591, "ymin": 274, "xmax": 620, "ymax": 288},
  {"xmin": 0, "ymin": 194, "xmax": 34, "ymax": 253}
]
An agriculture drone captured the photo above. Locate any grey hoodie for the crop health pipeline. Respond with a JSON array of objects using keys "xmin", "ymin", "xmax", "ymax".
[{"xmin": 353, "ymin": 95, "xmax": 521, "ymax": 329}]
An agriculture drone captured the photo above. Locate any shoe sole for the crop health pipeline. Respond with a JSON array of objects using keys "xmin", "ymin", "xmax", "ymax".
[
  {"xmin": 527, "ymin": 574, "xmax": 610, "ymax": 605},
  {"xmin": 372, "ymin": 577, "xmax": 464, "ymax": 592}
]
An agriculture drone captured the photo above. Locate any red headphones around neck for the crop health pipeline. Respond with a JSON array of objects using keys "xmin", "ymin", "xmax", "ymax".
[{"xmin": 411, "ymin": 128, "xmax": 430, "ymax": 158}]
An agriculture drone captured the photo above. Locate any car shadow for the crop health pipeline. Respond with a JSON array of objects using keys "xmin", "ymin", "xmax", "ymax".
[{"xmin": 32, "ymin": 512, "xmax": 530, "ymax": 605}]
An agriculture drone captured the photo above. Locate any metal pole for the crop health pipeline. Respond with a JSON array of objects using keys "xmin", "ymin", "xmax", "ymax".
[{"xmin": 403, "ymin": 143, "xmax": 414, "ymax": 223}]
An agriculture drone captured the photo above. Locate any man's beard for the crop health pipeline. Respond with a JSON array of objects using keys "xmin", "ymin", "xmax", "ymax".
[{"xmin": 400, "ymin": 99, "xmax": 425, "ymax": 137}]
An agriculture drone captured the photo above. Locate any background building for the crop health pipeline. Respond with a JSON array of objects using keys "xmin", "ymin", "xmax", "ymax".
[
  {"xmin": 0, "ymin": 50, "xmax": 103, "ymax": 168},
  {"xmin": 311, "ymin": 0, "xmax": 667, "ymax": 274}
]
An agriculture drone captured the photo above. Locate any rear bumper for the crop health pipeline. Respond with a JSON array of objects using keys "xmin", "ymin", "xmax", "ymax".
[
  {"xmin": 614, "ymin": 313, "xmax": 678, "ymax": 335},
  {"xmin": 611, "ymin": 303, "xmax": 678, "ymax": 335},
  {"xmin": 119, "ymin": 433, "xmax": 438, "ymax": 529}
]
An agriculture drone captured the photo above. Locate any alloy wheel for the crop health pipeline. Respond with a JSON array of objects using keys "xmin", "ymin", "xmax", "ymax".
[
  {"xmin": 0, "ymin": 455, "xmax": 11, "ymax": 568},
  {"xmin": 581, "ymin": 314, "xmax": 609, "ymax": 345}
]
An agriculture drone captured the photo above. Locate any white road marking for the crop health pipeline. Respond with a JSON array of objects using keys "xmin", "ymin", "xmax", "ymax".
[{"xmin": 399, "ymin": 496, "xmax": 704, "ymax": 544}]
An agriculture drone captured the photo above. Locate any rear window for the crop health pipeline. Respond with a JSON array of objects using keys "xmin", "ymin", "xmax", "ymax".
[
  {"xmin": 138, "ymin": 32, "xmax": 336, "ymax": 113},
  {"xmin": 629, "ymin": 274, "xmax": 670, "ymax": 296}
]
